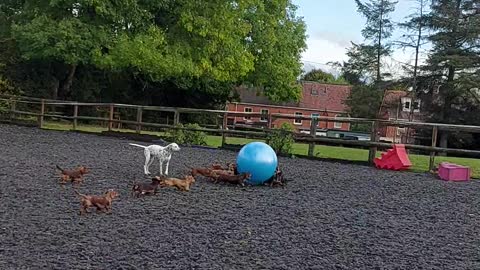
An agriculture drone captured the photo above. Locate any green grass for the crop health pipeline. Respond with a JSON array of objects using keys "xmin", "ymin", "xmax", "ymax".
[{"xmin": 41, "ymin": 121, "xmax": 480, "ymax": 178}]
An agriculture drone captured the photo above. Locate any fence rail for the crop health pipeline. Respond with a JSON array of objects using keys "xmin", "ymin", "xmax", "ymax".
[{"xmin": 1, "ymin": 95, "xmax": 479, "ymax": 171}]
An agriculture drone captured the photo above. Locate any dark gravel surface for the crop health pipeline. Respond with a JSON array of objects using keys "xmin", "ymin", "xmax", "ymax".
[{"xmin": 1, "ymin": 124, "xmax": 480, "ymax": 270}]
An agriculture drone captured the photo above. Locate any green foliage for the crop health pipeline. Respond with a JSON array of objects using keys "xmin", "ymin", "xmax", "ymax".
[
  {"xmin": 2, "ymin": 0, "xmax": 306, "ymax": 103},
  {"xmin": 301, "ymin": 69, "xmax": 348, "ymax": 84},
  {"xmin": 416, "ymin": 0, "xmax": 480, "ymax": 147},
  {"xmin": 353, "ymin": 0, "xmax": 397, "ymax": 82},
  {"xmin": 183, "ymin": 123, "xmax": 207, "ymax": 146},
  {"xmin": 346, "ymin": 84, "xmax": 383, "ymax": 118},
  {"xmin": 243, "ymin": 1, "xmax": 307, "ymax": 101},
  {"xmin": 166, "ymin": 124, "xmax": 186, "ymax": 144},
  {"xmin": 0, "ymin": 73, "xmax": 21, "ymax": 115},
  {"xmin": 266, "ymin": 122, "xmax": 295, "ymax": 155},
  {"xmin": 166, "ymin": 123, "xmax": 207, "ymax": 146}
]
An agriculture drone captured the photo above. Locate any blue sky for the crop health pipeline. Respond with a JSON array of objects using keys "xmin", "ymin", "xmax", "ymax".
[{"xmin": 292, "ymin": 0, "xmax": 427, "ymax": 74}]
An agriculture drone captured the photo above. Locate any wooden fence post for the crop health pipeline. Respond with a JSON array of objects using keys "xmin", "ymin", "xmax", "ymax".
[
  {"xmin": 136, "ymin": 106, "xmax": 143, "ymax": 134},
  {"xmin": 173, "ymin": 109, "xmax": 180, "ymax": 126},
  {"xmin": 73, "ymin": 104, "xmax": 78, "ymax": 130},
  {"xmin": 308, "ymin": 118, "xmax": 318, "ymax": 156},
  {"xmin": 38, "ymin": 99, "xmax": 45, "ymax": 128},
  {"xmin": 221, "ymin": 112, "xmax": 228, "ymax": 147},
  {"xmin": 108, "ymin": 104, "xmax": 114, "ymax": 131},
  {"xmin": 368, "ymin": 121, "xmax": 378, "ymax": 165},
  {"xmin": 429, "ymin": 126, "xmax": 439, "ymax": 171}
]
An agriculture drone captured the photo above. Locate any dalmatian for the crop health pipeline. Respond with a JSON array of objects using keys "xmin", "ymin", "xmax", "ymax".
[{"xmin": 129, "ymin": 143, "xmax": 181, "ymax": 176}]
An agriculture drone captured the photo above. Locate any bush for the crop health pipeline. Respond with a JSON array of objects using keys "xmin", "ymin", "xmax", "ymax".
[
  {"xmin": 183, "ymin": 123, "xmax": 207, "ymax": 146},
  {"xmin": 166, "ymin": 124, "xmax": 186, "ymax": 143},
  {"xmin": 0, "ymin": 75, "xmax": 21, "ymax": 116},
  {"xmin": 165, "ymin": 123, "xmax": 207, "ymax": 146},
  {"xmin": 266, "ymin": 123, "xmax": 295, "ymax": 155}
]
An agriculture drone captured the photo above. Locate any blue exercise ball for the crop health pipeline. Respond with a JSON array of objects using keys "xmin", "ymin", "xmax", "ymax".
[{"xmin": 236, "ymin": 142, "xmax": 278, "ymax": 185}]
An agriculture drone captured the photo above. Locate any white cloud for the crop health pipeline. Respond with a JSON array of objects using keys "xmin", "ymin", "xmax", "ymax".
[
  {"xmin": 301, "ymin": 34, "xmax": 431, "ymax": 79},
  {"xmin": 302, "ymin": 38, "xmax": 350, "ymax": 64}
]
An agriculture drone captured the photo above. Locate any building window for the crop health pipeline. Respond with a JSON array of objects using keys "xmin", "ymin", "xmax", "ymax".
[
  {"xmin": 243, "ymin": 107, "xmax": 252, "ymax": 120},
  {"xmin": 260, "ymin": 109, "xmax": 269, "ymax": 122},
  {"xmin": 334, "ymin": 114, "xmax": 342, "ymax": 129},
  {"xmin": 294, "ymin": 112, "xmax": 303, "ymax": 125},
  {"xmin": 311, "ymin": 113, "xmax": 320, "ymax": 126},
  {"xmin": 402, "ymin": 97, "xmax": 421, "ymax": 112},
  {"xmin": 397, "ymin": 127, "xmax": 406, "ymax": 136},
  {"xmin": 311, "ymin": 89, "xmax": 318, "ymax": 96},
  {"xmin": 413, "ymin": 100, "xmax": 421, "ymax": 112}
]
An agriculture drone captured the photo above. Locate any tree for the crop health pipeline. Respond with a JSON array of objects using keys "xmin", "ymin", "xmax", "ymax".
[
  {"xmin": 301, "ymin": 68, "xmax": 347, "ymax": 84},
  {"xmin": 6, "ymin": 0, "xmax": 306, "ymax": 103},
  {"xmin": 345, "ymin": 84, "xmax": 383, "ymax": 119},
  {"xmin": 397, "ymin": 0, "xmax": 429, "ymax": 121},
  {"xmin": 242, "ymin": 1, "xmax": 307, "ymax": 101},
  {"xmin": 419, "ymin": 0, "xmax": 480, "ymax": 149},
  {"xmin": 354, "ymin": 0, "xmax": 397, "ymax": 83}
]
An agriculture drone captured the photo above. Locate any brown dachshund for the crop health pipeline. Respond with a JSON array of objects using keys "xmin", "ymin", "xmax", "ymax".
[
  {"xmin": 211, "ymin": 169, "xmax": 235, "ymax": 176},
  {"xmin": 74, "ymin": 189, "xmax": 119, "ymax": 215},
  {"xmin": 56, "ymin": 165, "xmax": 89, "ymax": 184},
  {"xmin": 210, "ymin": 162, "xmax": 224, "ymax": 170},
  {"xmin": 159, "ymin": 175, "xmax": 196, "ymax": 191},
  {"xmin": 189, "ymin": 167, "xmax": 216, "ymax": 178},
  {"xmin": 131, "ymin": 177, "xmax": 162, "ymax": 197},
  {"xmin": 213, "ymin": 172, "xmax": 251, "ymax": 186},
  {"xmin": 227, "ymin": 163, "xmax": 238, "ymax": 175},
  {"xmin": 264, "ymin": 167, "xmax": 287, "ymax": 187},
  {"xmin": 210, "ymin": 162, "xmax": 237, "ymax": 173}
]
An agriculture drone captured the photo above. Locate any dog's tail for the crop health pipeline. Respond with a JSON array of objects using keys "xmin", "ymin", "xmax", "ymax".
[
  {"xmin": 74, "ymin": 190, "xmax": 88, "ymax": 199},
  {"xmin": 128, "ymin": 143, "xmax": 147, "ymax": 149},
  {"xmin": 55, "ymin": 165, "xmax": 65, "ymax": 173}
]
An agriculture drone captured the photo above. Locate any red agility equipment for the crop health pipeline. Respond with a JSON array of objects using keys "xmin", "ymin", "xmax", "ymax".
[{"xmin": 374, "ymin": 144, "xmax": 412, "ymax": 171}]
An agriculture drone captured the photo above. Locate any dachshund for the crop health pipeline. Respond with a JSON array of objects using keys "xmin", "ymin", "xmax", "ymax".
[
  {"xmin": 131, "ymin": 177, "xmax": 162, "ymax": 197},
  {"xmin": 264, "ymin": 167, "xmax": 288, "ymax": 187},
  {"xmin": 159, "ymin": 175, "xmax": 196, "ymax": 191},
  {"xmin": 74, "ymin": 189, "xmax": 119, "ymax": 215},
  {"xmin": 212, "ymin": 172, "xmax": 251, "ymax": 186},
  {"xmin": 56, "ymin": 165, "xmax": 89, "ymax": 184}
]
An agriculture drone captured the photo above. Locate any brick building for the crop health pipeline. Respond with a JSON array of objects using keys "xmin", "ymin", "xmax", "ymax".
[
  {"xmin": 226, "ymin": 81, "xmax": 352, "ymax": 132},
  {"xmin": 377, "ymin": 90, "xmax": 424, "ymax": 143}
]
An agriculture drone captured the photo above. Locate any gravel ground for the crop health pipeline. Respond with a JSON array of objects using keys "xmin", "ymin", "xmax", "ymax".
[{"xmin": 0, "ymin": 123, "xmax": 479, "ymax": 270}]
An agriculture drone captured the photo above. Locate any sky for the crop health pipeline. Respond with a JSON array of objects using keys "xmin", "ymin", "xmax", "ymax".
[{"xmin": 292, "ymin": 0, "xmax": 429, "ymax": 75}]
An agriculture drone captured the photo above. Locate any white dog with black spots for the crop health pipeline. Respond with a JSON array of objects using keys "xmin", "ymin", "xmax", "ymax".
[{"xmin": 129, "ymin": 143, "xmax": 181, "ymax": 175}]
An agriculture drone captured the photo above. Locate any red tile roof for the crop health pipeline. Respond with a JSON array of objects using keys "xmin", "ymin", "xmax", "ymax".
[
  {"xmin": 382, "ymin": 90, "xmax": 408, "ymax": 107},
  {"xmin": 299, "ymin": 81, "xmax": 351, "ymax": 112},
  {"xmin": 232, "ymin": 81, "xmax": 351, "ymax": 113}
]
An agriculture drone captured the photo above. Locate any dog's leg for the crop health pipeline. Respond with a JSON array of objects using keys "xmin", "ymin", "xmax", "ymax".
[
  {"xmin": 159, "ymin": 160, "xmax": 164, "ymax": 175},
  {"xmin": 144, "ymin": 149, "xmax": 152, "ymax": 175},
  {"xmin": 164, "ymin": 158, "xmax": 171, "ymax": 175}
]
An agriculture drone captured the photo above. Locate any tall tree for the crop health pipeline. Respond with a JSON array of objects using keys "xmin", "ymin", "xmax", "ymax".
[
  {"xmin": 395, "ymin": 0, "xmax": 429, "ymax": 144},
  {"xmin": 6, "ymin": 0, "xmax": 306, "ymax": 102},
  {"xmin": 420, "ymin": 0, "xmax": 480, "ymax": 148},
  {"xmin": 354, "ymin": 0, "xmax": 397, "ymax": 83},
  {"xmin": 397, "ymin": 0, "xmax": 429, "ymax": 121}
]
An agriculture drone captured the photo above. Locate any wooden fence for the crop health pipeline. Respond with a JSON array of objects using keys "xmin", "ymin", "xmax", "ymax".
[{"xmin": 1, "ymin": 95, "xmax": 480, "ymax": 171}]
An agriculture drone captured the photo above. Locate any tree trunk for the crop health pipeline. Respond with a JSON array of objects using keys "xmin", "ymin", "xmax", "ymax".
[
  {"xmin": 59, "ymin": 64, "xmax": 77, "ymax": 100},
  {"xmin": 438, "ymin": 132, "xmax": 448, "ymax": 155},
  {"xmin": 376, "ymin": 0, "xmax": 384, "ymax": 84},
  {"xmin": 51, "ymin": 78, "xmax": 59, "ymax": 100},
  {"xmin": 437, "ymin": 65, "xmax": 455, "ymax": 156},
  {"xmin": 405, "ymin": 0, "xmax": 425, "ymax": 145}
]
